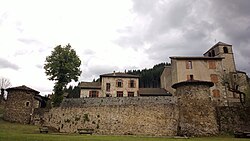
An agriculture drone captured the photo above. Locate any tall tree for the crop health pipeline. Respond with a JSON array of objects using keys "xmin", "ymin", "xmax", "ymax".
[
  {"xmin": 0, "ymin": 77, "xmax": 11, "ymax": 102},
  {"xmin": 44, "ymin": 44, "xmax": 81, "ymax": 106}
]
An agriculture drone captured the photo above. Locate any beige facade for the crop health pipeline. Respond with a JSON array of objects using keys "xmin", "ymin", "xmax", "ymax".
[
  {"xmin": 101, "ymin": 76, "xmax": 139, "ymax": 97},
  {"xmin": 80, "ymin": 72, "xmax": 139, "ymax": 98},
  {"xmin": 161, "ymin": 42, "xmax": 249, "ymax": 106},
  {"xmin": 79, "ymin": 82, "xmax": 101, "ymax": 98}
]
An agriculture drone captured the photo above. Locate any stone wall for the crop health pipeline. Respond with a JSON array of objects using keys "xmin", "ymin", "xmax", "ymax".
[
  {"xmin": 174, "ymin": 81, "xmax": 218, "ymax": 136},
  {"xmin": 43, "ymin": 97, "xmax": 179, "ymax": 136},
  {"xmin": 4, "ymin": 90, "xmax": 36, "ymax": 124},
  {"xmin": 216, "ymin": 106, "xmax": 250, "ymax": 133}
]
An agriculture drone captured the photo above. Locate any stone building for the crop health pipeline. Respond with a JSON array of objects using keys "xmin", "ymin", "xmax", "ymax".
[
  {"xmin": 3, "ymin": 85, "xmax": 45, "ymax": 124},
  {"xmin": 172, "ymin": 80, "xmax": 218, "ymax": 136},
  {"xmin": 161, "ymin": 42, "xmax": 249, "ymax": 106},
  {"xmin": 80, "ymin": 72, "xmax": 139, "ymax": 97}
]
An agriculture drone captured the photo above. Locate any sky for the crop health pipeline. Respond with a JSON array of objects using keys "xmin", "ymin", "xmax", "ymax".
[{"xmin": 0, "ymin": 0, "xmax": 250, "ymax": 96}]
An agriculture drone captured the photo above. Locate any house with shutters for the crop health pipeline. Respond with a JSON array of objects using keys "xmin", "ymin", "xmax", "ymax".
[
  {"xmin": 79, "ymin": 72, "xmax": 140, "ymax": 98},
  {"xmin": 160, "ymin": 41, "xmax": 249, "ymax": 106}
]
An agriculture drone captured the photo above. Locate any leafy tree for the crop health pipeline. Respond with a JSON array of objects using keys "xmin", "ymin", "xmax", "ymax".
[
  {"xmin": 44, "ymin": 44, "xmax": 81, "ymax": 106},
  {"xmin": 0, "ymin": 77, "xmax": 11, "ymax": 102}
]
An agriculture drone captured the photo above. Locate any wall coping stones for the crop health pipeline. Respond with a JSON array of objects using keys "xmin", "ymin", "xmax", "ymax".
[
  {"xmin": 61, "ymin": 96, "xmax": 177, "ymax": 108},
  {"xmin": 172, "ymin": 80, "xmax": 214, "ymax": 89}
]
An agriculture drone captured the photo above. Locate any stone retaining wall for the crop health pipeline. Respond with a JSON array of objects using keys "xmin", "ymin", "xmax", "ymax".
[{"xmin": 43, "ymin": 96, "xmax": 179, "ymax": 136}]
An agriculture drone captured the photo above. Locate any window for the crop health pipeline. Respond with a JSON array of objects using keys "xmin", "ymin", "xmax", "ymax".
[
  {"xmin": 208, "ymin": 52, "xmax": 212, "ymax": 57},
  {"xmin": 128, "ymin": 92, "xmax": 134, "ymax": 97},
  {"xmin": 116, "ymin": 79, "xmax": 123, "ymax": 87},
  {"xmin": 129, "ymin": 80, "xmax": 135, "ymax": 88},
  {"xmin": 187, "ymin": 75, "xmax": 194, "ymax": 80},
  {"xmin": 211, "ymin": 50, "xmax": 215, "ymax": 57},
  {"xmin": 208, "ymin": 61, "xmax": 216, "ymax": 69},
  {"xmin": 106, "ymin": 83, "xmax": 110, "ymax": 92},
  {"xmin": 223, "ymin": 47, "xmax": 228, "ymax": 53},
  {"xmin": 25, "ymin": 101, "xmax": 30, "ymax": 107},
  {"xmin": 186, "ymin": 61, "xmax": 192, "ymax": 69},
  {"xmin": 117, "ymin": 91, "xmax": 123, "ymax": 97},
  {"xmin": 210, "ymin": 74, "xmax": 218, "ymax": 83},
  {"xmin": 89, "ymin": 91, "xmax": 99, "ymax": 97},
  {"xmin": 212, "ymin": 89, "xmax": 220, "ymax": 97}
]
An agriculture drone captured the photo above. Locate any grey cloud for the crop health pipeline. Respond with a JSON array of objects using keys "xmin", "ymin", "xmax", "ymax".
[
  {"xmin": 0, "ymin": 58, "xmax": 19, "ymax": 70},
  {"xmin": 115, "ymin": 0, "xmax": 250, "ymax": 75}
]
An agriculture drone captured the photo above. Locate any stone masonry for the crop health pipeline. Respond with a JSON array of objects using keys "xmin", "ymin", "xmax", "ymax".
[
  {"xmin": 4, "ymin": 85, "xmax": 40, "ymax": 124},
  {"xmin": 172, "ymin": 80, "xmax": 218, "ymax": 136},
  {"xmin": 43, "ymin": 97, "xmax": 179, "ymax": 136}
]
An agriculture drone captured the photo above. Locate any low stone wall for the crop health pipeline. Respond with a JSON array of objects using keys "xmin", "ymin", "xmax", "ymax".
[
  {"xmin": 43, "ymin": 96, "xmax": 179, "ymax": 136},
  {"xmin": 216, "ymin": 106, "xmax": 250, "ymax": 133}
]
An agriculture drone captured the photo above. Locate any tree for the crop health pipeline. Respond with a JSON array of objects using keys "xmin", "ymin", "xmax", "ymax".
[
  {"xmin": 44, "ymin": 44, "xmax": 81, "ymax": 106},
  {"xmin": 0, "ymin": 77, "xmax": 11, "ymax": 102},
  {"xmin": 221, "ymin": 71, "xmax": 249, "ymax": 106}
]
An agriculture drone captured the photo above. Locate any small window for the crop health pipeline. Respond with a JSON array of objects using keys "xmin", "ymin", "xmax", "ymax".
[
  {"xmin": 212, "ymin": 50, "xmax": 215, "ymax": 57},
  {"xmin": 208, "ymin": 52, "xmax": 212, "ymax": 57},
  {"xmin": 129, "ymin": 80, "xmax": 135, "ymax": 88},
  {"xmin": 117, "ymin": 91, "xmax": 123, "ymax": 97},
  {"xmin": 233, "ymin": 74, "xmax": 237, "ymax": 79},
  {"xmin": 186, "ymin": 61, "xmax": 192, "ymax": 69},
  {"xmin": 116, "ymin": 79, "xmax": 123, "ymax": 87},
  {"xmin": 223, "ymin": 47, "xmax": 228, "ymax": 53},
  {"xmin": 26, "ymin": 101, "xmax": 30, "ymax": 107},
  {"xmin": 187, "ymin": 75, "xmax": 194, "ymax": 80},
  {"xmin": 89, "ymin": 91, "xmax": 99, "ymax": 97},
  {"xmin": 212, "ymin": 89, "xmax": 220, "ymax": 97},
  {"xmin": 208, "ymin": 61, "xmax": 216, "ymax": 69},
  {"xmin": 106, "ymin": 83, "xmax": 110, "ymax": 92},
  {"xmin": 128, "ymin": 92, "xmax": 134, "ymax": 97},
  {"xmin": 210, "ymin": 74, "xmax": 218, "ymax": 83}
]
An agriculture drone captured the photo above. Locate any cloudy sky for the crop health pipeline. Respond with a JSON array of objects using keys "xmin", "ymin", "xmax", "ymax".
[{"xmin": 0, "ymin": 0, "xmax": 250, "ymax": 95}]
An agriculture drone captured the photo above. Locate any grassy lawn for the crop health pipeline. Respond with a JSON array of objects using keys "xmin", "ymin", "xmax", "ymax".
[{"xmin": 0, "ymin": 106, "xmax": 248, "ymax": 141}]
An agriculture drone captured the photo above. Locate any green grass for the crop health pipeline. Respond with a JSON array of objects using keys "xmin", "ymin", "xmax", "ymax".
[{"xmin": 0, "ymin": 106, "xmax": 248, "ymax": 141}]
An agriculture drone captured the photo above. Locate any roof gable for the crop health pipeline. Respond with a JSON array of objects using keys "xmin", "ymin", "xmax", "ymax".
[
  {"xmin": 79, "ymin": 82, "xmax": 101, "ymax": 89},
  {"xmin": 100, "ymin": 72, "xmax": 139, "ymax": 78},
  {"xmin": 6, "ymin": 85, "xmax": 40, "ymax": 94}
]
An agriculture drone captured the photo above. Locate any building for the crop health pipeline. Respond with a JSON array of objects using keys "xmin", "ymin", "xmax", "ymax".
[
  {"xmin": 80, "ymin": 72, "xmax": 140, "ymax": 97},
  {"xmin": 3, "ymin": 85, "xmax": 47, "ymax": 124},
  {"xmin": 161, "ymin": 42, "xmax": 249, "ymax": 106}
]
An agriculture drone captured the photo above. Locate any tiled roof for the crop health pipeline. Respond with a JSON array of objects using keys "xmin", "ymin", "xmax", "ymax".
[
  {"xmin": 79, "ymin": 82, "xmax": 101, "ymax": 89},
  {"xmin": 6, "ymin": 85, "xmax": 40, "ymax": 94},
  {"xmin": 172, "ymin": 80, "xmax": 214, "ymax": 89},
  {"xmin": 170, "ymin": 56, "xmax": 224, "ymax": 60},
  {"xmin": 100, "ymin": 72, "xmax": 139, "ymax": 78},
  {"xmin": 139, "ymin": 88, "xmax": 172, "ymax": 96}
]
